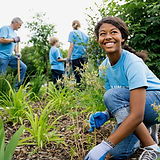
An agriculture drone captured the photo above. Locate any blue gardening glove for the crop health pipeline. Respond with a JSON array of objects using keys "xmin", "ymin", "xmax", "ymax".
[
  {"xmin": 89, "ymin": 111, "xmax": 110, "ymax": 132},
  {"xmin": 13, "ymin": 36, "xmax": 20, "ymax": 43},
  {"xmin": 84, "ymin": 140, "xmax": 112, "ymax": 160}
]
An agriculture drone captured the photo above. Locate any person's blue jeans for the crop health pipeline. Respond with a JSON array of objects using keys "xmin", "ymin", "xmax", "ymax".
[
  {"xmin": 103, "ymin": 88, "xmax": 160, "ymax": 159},
  {"xmin": 0, "ymin": 56, "xmax": 27, "ymax": 90}
]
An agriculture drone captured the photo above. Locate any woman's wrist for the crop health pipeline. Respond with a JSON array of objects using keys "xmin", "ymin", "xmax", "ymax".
[{"xmin": 104, "ymin": 138, "xmax": 115, "ymax": 148}]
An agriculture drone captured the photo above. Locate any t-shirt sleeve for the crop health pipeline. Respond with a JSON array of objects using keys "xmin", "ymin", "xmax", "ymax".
[
  {"xmin": 0, "ymin": 26, "xmax": 8, "ymax": 38},
  {"xmin": 125, "ymin": 61, "xmax": 148, "ymax": 90}
]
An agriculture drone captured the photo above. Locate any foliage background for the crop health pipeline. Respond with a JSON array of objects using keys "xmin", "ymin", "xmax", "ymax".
[{"xmin": 86, "ymin": 0, "xmax": 160, "ymax": 78}]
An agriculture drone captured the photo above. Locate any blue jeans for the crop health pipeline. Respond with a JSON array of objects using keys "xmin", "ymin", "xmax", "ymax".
[
  {"xmin": 0, "ymin": 56, "xmax": 27, "ymax": 90},
  {"xmin": 103, "ymin": 88, "xmax": 160, "ymax": 159}
]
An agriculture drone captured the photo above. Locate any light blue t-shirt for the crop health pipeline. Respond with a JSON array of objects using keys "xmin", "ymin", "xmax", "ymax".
[
  {"xmin": 99, "ymin": 49, "xmax": 160, "ymax": 91},
  {"xmin": 0, "ymin": 25, "xmax": 17, "ymax": 59},
  {"xmin": 49, "ymin": 46, "xmax": 65, "ymax": 71},
  {"xmin": 68, "ymin": 29, "xmax": 88, "ymax": 60}
]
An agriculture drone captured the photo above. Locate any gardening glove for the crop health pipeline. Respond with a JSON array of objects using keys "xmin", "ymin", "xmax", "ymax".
[
  {"xmin": 84, "ymin": 140, "xmax": 113, "ymax": 160},
  {"xmin": 13, "ymin": 36, "xmax": 20, "ymax": 43},
  {"xmin": 66, "ymin": 58, "xmax": 71, "ymax": 64},
  {"xmin": 63, "ymin": 58, "xmax": 67, "ymax": 62},
  {"xmin": 65, "ymin": 58, "xmax": 71, "ymax": 70},
  {"xmin": 89, "ymin": 111, "xmax": 110, "ymax": 132},
  {"xmin": 16, "ymin": 52, "xmax": 21, "ymax": 59}
]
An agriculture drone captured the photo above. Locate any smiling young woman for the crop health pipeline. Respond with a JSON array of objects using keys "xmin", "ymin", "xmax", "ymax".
[{"xmin": 85, "ymin": 16, "xmax": 160, "ymax": 160}]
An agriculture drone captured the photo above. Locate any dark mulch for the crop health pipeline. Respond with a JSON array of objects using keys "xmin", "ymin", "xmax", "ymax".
[{"xmin": 2, "ymin": 103, "xmax": 159, "ymax": 160}]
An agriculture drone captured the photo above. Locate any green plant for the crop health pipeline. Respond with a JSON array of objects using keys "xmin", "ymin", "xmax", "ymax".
[
  {"xmin": 0, "ymin": 74, "xmax": 15, "ymax": 96},
  {"xmin": 26, "ymin": 12, "xmax": 56, "ymax": 86},
  {"xmin": 0, "ymin": 80, "xmax": 33, "ymax": 124},
  {"xmin": 78, "ymin": 62, "xmax": 106, "ymax": 112},
  {"xmin": 0, "ymin": 119, "xmax": 24, "ymax": 160},
  {"xmin": 29, "ymin": 72, "xmax": 45, "ymax": 97},
  {"xmin": 152, "ymin": 102, "xmax": 160, "ymax": 122},
  {"xmin": 46, "ymin": 83, "xmax": 77, "ymax": 114},
  {"xmin": 21, "ymin": 103, "xmax": 65, "ymax": 149}
]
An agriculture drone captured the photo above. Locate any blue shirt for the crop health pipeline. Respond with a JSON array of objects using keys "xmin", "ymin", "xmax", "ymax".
[
  {"xmin": 68, "ymin": 30, "xmax": 88, "ymax": 60},
  {"xmin": 99, "ymin": 49, "xmax": 160, "ymax": 91},
  {"xmin": 0, "ymin": 25, "xmax": 17, "ymax": 59},
  {"xmin": 49, "ymin": 46, "xmax": 65, "ymax": 71}
]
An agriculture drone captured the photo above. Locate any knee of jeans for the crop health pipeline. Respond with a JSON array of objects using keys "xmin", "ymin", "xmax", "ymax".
[
  {"xmin": 103, "ymin": 89, "xmax": 117, "ymax": 107},
  {"xmin": 103, "ymin": 88, "xmax": 129, "ymax": 114},
  {"xmin": 21, "ymin": 64, "xmax": 27, "ymax": 72}
]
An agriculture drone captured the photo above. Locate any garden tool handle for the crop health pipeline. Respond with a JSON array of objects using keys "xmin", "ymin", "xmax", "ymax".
[{"xmin": 17, "ymin": 42, "xmax": 20, "ymax": 83}]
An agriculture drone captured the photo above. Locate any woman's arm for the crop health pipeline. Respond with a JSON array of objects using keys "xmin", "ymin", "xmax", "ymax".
[
  {"xmin": 107, "ymin": 87, "xmax": 155, "ymax": 147},
  {"xmin": 67, "ymin": 42, "xmax": 73, "ymax": 60}
]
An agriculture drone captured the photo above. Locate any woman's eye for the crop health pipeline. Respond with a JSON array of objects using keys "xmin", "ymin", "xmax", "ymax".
[
  {"xmin": 99, "ymin": 32, "xmax": 105, "ymax": 36},
  {"xmin": 111, "ymin": 31, "xmax": 118, "ymax": 34}
]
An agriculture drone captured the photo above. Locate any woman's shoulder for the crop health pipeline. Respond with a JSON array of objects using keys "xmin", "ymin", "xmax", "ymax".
[
  {"xmin": 122, "ymin": 50, "xmax": 145, "ymax": 72},
  {"xmin": 123, "ymin": 49, "xmax": 143, "ymax": 63}
]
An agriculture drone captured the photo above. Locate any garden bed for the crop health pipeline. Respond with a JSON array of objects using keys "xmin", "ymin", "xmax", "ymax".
[{"xmin": 3, "ymin": 102, "xmax": 155, "ymax": 160}]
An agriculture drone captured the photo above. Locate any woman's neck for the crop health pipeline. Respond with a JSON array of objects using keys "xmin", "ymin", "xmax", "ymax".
[{"xmin": 107, "ymin": 49, "xmax": 122, "ymax": 66}]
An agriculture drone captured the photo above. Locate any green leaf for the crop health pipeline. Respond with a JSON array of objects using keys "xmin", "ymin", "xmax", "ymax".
[
  {"xmin": 0, "ymin": 119, "xmax": 5, "ymax": 160},
  {"xmin": 4, "ymin": 125, "xmax": 24, "ymax": 160}
]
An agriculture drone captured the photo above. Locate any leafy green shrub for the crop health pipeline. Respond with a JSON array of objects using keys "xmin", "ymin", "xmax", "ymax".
[{"xmin": 0, "ymin": 119, "xmax": 24, "ymax": 160}]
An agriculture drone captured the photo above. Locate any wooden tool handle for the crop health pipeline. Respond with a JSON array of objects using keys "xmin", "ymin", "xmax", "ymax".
[
  {"xmin": 17, "ymin": 42, "xmax": 20, "ymax": 53},
  {"xmin": 17, "ymin": 42, "xmax": 20, "ymax": 83}
]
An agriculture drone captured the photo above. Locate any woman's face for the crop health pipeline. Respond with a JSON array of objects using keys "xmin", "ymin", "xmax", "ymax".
[{"xmin": 98, "ymin": 23, "xmax": 124, "ymax": 54}]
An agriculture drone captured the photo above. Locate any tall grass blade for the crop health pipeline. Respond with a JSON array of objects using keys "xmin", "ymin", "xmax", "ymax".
[
  {"xmin": 0, "ymin": 119, "xmax": 5, "ymax": 160},
  {"xmin": 4, "ymin": 125, "xmax": 24, "ymax": 160}
]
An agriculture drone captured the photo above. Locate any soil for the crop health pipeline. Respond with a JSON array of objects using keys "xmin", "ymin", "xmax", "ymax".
[{"xmin": 3, "ymin": 102, "xmax": 159, "ymax": 160}]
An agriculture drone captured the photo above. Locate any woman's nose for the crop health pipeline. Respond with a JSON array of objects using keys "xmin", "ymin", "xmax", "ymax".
[{"xmin": 104, "ymin": 33, "xmax": 112, "ymax": 39}]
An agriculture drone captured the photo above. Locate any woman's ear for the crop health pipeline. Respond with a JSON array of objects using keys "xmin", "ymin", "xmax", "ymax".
[{"xmin": 122, "ymin": 38, "xmax": 125, "ymax": 43}]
